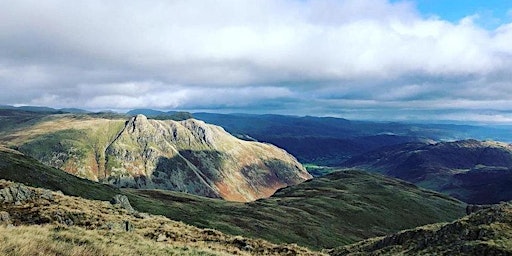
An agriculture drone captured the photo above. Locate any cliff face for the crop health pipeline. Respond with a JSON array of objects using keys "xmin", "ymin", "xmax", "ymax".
[{"xmin": 2, "ymin": 114, "xmax": 311, "ymax": 202}]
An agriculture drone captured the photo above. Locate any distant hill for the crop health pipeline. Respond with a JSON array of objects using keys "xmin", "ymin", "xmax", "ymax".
[
  {"xmin": 0, "ymin": 105, "xmax": 88, "ymax": 114},
  {"xmin": 127, "ymin": 109, "xmax": 193, "ymax": 121},
  {"xmin": 330, "ymin": 203, "xmax": 512, "ymax": 255},
  {"xmin": 0, "ymin": 113, "xmax": 310, "ymax": 202},
  {"xmin": 192, "ymin": 112, "xmax": 512, "ymax": 166},
  {"xmin": 0, "ymin": 147, "xmax": 465, "ymax": 250},
  {"xmin": 341, "ymin": 139, "xmax": 512, "ymax": 204}
]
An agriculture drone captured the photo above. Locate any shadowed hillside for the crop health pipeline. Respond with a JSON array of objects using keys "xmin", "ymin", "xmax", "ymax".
[{"xmin": 341, "ymin": 139, "xmax": 512, "ymax": 204}]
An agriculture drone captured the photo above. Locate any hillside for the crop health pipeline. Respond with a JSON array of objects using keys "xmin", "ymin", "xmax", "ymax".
[
  {"xmin": 330, "ymin": 203, "xmax": 512, "ymax": 255},
  {"xmin": 0, "ymin": 112, "xmax": 311, "ymax": 201},
  {"xmin": 0, "ymin": 179, "xmax": 320, "ymax": 256},
  {"xmin": 341, "ymin": 139, "xmax": 512, "ymax": 204},
  {"xmin": 128, "ymin": 170, "xmax": 466, "ymax": 249},
  {"xmin": 0, "ymin": 148, "xmax": 465, "ymax": 250}
]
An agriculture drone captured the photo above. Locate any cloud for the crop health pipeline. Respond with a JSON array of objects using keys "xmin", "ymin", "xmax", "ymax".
[{"xmin": 0, "ymin": 0, "xmax": 512, "ymax": 122}]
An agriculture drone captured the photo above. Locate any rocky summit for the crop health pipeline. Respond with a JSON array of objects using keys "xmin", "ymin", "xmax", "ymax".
[{"xmin": 0, "ymin": 114, "xmax": 311, "ymax": 202}]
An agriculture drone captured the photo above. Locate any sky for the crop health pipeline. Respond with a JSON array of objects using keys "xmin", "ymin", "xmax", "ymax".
[{"xmin": 1, "ymin": 0, "xmax": 512, "ymax": 123}]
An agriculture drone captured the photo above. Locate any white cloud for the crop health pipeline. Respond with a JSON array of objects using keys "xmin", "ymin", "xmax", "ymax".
[{"xmin": 0, "ymin": 0, "xmax": 512, "ymax": 122}]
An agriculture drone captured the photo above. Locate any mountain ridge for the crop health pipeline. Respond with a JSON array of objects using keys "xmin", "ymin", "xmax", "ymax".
[{"xmin": 0, "ymin": 113, "xmax": 310, "ymax": 202}]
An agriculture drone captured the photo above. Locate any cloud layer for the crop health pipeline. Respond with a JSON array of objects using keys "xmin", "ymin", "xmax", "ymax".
[{"xmin": 1, "ymin": 0, "xmax": 512, "ymax": 123}]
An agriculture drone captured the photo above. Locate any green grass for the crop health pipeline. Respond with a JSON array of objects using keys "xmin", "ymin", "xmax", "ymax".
[
  {"xmin": 303, "ymin": 164, "xmax": 338, "ymax": 177},
  {"xmin": 330, "ymin": 203, "xmax": 512, "ymax": 255},
  {"xmin": 0, "ymin": 148, "xmax": 466, "ymax": 250},
  {"xmin": 126, "ymin": 170, "xmax": 466, "ymax": 250}
]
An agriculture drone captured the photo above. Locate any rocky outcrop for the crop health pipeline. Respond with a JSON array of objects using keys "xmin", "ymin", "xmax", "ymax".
[
  {"xmin": 103, "ymin": 115, "xmax": 311, "ymax": 201},
  {"xmin": 466, "ymin": 204, "xmax": 493, "ymax": 215},
  {"xmin": 0, "ymin": 183, "xmax": 54, "ymax": 204},
  {"xmin": 330, "ymin": 202, "xmax": 512, "ymax": 255},
  {"xmin": 0, "ymin": 211, "xmax": 10, "ymax": 224},
  {"xmin": 110, "ymin": 194, "xmax": 135, "ymax": 213}
]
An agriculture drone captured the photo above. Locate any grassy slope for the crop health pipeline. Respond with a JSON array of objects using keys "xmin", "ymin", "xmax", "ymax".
[
  {"xmin": 330, "ymin": 203, "xmax": 512, "ymax": 255},
  {"xmin": 129, "ymin": 170, "xmax": 465, "ymax": 249},
  {"xmin": 0, "ymin": 180, "xmax": 319, "ymax": 256},
  {"xmin": 0, "ymin": 148, "xmax": 465, "ymax": 250}
]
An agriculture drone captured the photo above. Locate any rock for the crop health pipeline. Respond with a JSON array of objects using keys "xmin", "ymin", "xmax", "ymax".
[
  {"xmin": 0, "ymin": 211, "xmax": 10, "ymax": 223},
  {"xmin": 0, "ymin": 183, "xmax": 35, "ymax": 204},
  {"xmin": 39, "ymin": 189, "xmax": 54, "ymax": 201},
  {"xmin": 123, "ymin": 220, "xmax": 134, "ymax": 232},
  {"xmin": 110, "ymin": 194, "xmax": 134, "ymax": 212},
  {"xmin": 466, "ymin": 204, "xmax": 493, "ymax": 215},
  {"xmin": 156, "ymin": 233, "xmax": 167, "ymax": 242},
  {"xmin": 133, "ymin": 212, "xmax": 150, "ymax": 219}
]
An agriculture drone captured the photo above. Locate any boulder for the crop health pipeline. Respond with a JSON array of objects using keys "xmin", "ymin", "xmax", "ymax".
[
  {"xmin": 0, "ymin": 211, "xmax": 10, "ymax": 223},
  {"xmin": 0, "ymin": 183, "xmax": 35, "ymax": 204},
  {"xmin": 110, "ymin": 194, "xmax": 135, "ymax": 212}
]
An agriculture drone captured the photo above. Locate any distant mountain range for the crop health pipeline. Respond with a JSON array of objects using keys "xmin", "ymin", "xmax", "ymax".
[
  {"xmin": 341, "ymin": 139, "xmax": 512, "ymax": 204},
  {"xmin": 127, "ymin": 109, "xmax": 512, "ymax": 165},
  {"xmin": 0, "ymin": 105, "xmax": 89, "ymax": 114}
]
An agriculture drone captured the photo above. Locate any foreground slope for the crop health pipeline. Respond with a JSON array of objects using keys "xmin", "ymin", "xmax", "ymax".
[
  {"xmin": 0, "ymin": 180, "xmax": 320, "ymax": 256},
  {"xmin": 0, "ymin": 148, "xmax": 465, "ymax": 250},
  {"xmin": 341, "ymin": 139, "xmax": 512, "ymax": 204},
  {"xmin": 330, "ymin": 203, "xmax": 512, "ymax": 255},
  {"xmin": 0, "ymin": 112, "xmax": 310, "ymax": 201}
]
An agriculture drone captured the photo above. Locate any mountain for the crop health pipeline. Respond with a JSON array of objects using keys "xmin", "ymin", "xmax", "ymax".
[
  {"xmin": 127, "ymin": 109, "xmax": 193, "ymax": 121},
  {"xmin": 0, "ymin": 179, "xmax": 320, "ymax": 256},
  {"xmin": 0, "ymin": 105, "xmax": 88, "ymax": 114},
  {"xmin": 0, "ymin": 113, "xmax": 310, "ymax": 202},
  {"xmin": 0, "ymin": 147, "xmax": 465, "ymax": 250},
  {"xmin": 341, "ymin": 139, "xmax": 512, "ymax": 204},
  {"xmin": 330, "ymin": 203, "xmax": 512, "ymax": 255},
  {"xmin": 191, "ymin": 113, "xmax": 512, "ymax": 166}
]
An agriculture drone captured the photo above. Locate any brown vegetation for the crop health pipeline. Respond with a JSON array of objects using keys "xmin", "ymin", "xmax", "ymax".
[{"xmin": 0, "ymin": 179, "xmax": 322, "ymax": 256}]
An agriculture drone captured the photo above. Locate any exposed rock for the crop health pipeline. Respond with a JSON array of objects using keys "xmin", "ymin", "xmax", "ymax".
[
  {"xmin": 110, "ymin": 194, "xmax": 134, "ymax": 212},
  {"xmin": 4, "ymin": 114, "xmax": 311, "ymax": 202},
  {"xmin": 0, "ymin": 211, "xmax": 10, "ymax": 223},
  {"xmin": 39, "ymin": 189, "xmax": 54, "ymax": 201},
  {"xmin": 123, "ymin": 220, "xmax": 134, "ymax": 232},
  {"xmin": 133, "ymin": 211, "xmax": 150, "ymax": 219},
  {"xmin": 104, "ymin": 115, "xmax": 311, "ymax": 201},
  {"xmin": 466, "ymin": 204, "xmax": 493, "ymax": 215},
  {"xmin": 331, "ymin": 202, "xmax": 512, "ymax": 255},
  {"xmin": 0, "ymin": 183, "xmax": 35, "ymax": 204}
]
